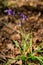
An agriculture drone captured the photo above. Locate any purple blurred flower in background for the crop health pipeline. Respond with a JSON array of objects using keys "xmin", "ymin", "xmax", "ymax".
[
  {"xmin": 4, "ymin": 9, "xmax": 15, "ymax": 15},
  {"xmin": 18, "ymin": 22, "xmax": 21, "ymax": 27},
  {"xmin": 20, "ymin": 13, "xmax": 27, "ymax": 20}
]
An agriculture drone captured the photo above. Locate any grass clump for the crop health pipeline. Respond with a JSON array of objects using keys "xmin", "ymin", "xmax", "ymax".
[{"xmin": 5, "ymin": 31, "xmax": 43, "ymax": 65}]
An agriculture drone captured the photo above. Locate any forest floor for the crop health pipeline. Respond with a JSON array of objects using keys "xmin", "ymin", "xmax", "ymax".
[{"xmin": 0, "ymin": 0, "xmax": 43, "ymax": 65}]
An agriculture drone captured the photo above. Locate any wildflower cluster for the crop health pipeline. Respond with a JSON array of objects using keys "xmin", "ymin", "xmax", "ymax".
[
  {"xmin": 4, "ymin": 9, "xmax": 27, "ymax": 20},
  {"xmin": 4, "ymin": 9, "xmax": 15, "ymax": 15}
]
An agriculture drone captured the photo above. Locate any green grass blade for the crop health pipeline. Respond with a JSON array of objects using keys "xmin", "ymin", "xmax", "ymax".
[
  {"xmin": 38, "ymin": 49, "xmax": 43, "ymax": 53},
  {"xmin": 31, "ymin": 56, "xmax": 43, "ymax": 64},
  {"xmin": 29, "ymin": 34, "xmax": 33, "ymax": 54},
  {"xmin": 5, "ymin": 58, "xmax": 16, "ymax": 65},
  {"xmin": 29, "ymin": 34, "xmax": 32, "ymax": 48},
  {"xmin": 28, "ymin": 64, "xmax": 31, "ymax": 65},
  {"xmin": 5, "ymin": 56, "xmax": 21, "ymax": 65},
  {"xmin": 22, "ymin": 39, "xmax": 27, "ymax": 54},
  {"xmin": 25, "ymin": 34, "xmax": 29, "ymax": 41},
  {"xmin": 13, "ymin": 40, "xmax": 21, "ymax": 49}
]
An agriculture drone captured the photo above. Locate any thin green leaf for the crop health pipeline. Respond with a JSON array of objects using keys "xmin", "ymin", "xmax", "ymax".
[
  {"xmin": 29, "ymin": 35, "xmax": 32, "ymax": 48},
  {"xmin": 29, "ymin": 34, "xmax": 33, "ymax": 54},
  {"xmin": 22, "ymin": 39, "xmax": 27, "ymax": 54},
  {"xmin": 14, "ymin": 41, "xmax": 19, "ymax": 47},
  {"xmin": 5, "ymin": 58, "xmax": 16, "ymax": 65},
  {"xmin": 28, "ymin": 64, "xmax": 31, "ymax": 65},
  {"xmin": 5, "ymin": 56, "xmax": 21, "ymax": 65},
  {"xmin": 13, "ymin": 40, "xmax": 21, "ymax": 50},
  {"xmin": 25, "ymin": 34, "xmax": 29, "ymax": 41},
  {"xmin": 31, "ymin": 56, "xmax": 43, "ymax": 63},
  {"xmin": 38, "ymin": 50, "xmax": 43, "ymax": 53}
]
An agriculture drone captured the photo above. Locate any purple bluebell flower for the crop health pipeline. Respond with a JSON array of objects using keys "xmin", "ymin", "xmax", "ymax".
[
  {"xmin": 20, "ymin": 13, "xmax": 27, "ymax": 20},
  {"xmin": 4, "ymin": 9, "xmax": 15, "ymax": 15},
  {"xmin": 18, "ymin": 22, "xmax": 21, "ymax": 26},
  {"xmin": 13, "ymin": 11, "xmax": 15, "ymax": 15}
]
